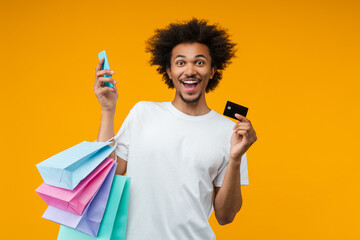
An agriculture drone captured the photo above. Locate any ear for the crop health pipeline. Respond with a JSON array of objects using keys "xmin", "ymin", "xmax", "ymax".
[
  {"xmin": 210, "ymin": 67, "xmax": 216, "ymax": 79},
  {"xmin": 166, "ymin": 67, "xmax": 172, "ymax": 79}
]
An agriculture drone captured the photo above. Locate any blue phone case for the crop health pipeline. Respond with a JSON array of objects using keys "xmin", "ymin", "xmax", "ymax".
[{"xmin": 98, "ymin": 50, "xmax": 114, "ymax": 88}]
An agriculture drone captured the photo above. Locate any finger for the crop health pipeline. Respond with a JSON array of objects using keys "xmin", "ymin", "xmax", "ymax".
[
  {"xmin": 95, "ymin": 57, "xmax": 104, "ymax": 71},
  {"xmin": 233, "ymin": 125, "xmax": 251, "ymax": 133},
  {"xmin": 97, "ymin": 77, "xmax": 117, "ymax": 85},
  {"xmin": 235, "ymin": 113, "xmax": 250, "ymax": 123},
  {"xmin": 96, "ymin": 86, "xmax": 117, "ymax": 95},
  {"xmin": 236, "ymin": 130, "xmax": 249, "ymax": 138},
  {"xmin": 95, "ymin": 69, "xmax": 115, "ymax": 78},
  {"xmin": 95, "ymin": 77, "xmax": 116, "ymax": 89},
  {"xmin": 97, "ymin": 79, "xmax": 117, "ymax": 90},
  {"xmin": 233, "ymin": 122, "xmax": 250, "ymax": 130}
]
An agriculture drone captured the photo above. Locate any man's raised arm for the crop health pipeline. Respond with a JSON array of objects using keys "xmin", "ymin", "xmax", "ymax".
[{"xmin": 93, "ymin": 57, "xmax": 127, "ymax": 175}]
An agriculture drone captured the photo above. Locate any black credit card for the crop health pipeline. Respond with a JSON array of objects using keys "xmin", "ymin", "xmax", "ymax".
[{"xmin": 223, "ymin": 101, "xmax": 248, "ymax": 119}]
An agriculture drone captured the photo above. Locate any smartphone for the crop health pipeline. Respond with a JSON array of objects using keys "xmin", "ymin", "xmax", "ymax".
[
  {"xmin": 98, "ymin": 50, "xmax": 114, "ymax": 88},
  {"xmin": 223, "ymin": 101, "xmax": 248, "ymax": 119}
]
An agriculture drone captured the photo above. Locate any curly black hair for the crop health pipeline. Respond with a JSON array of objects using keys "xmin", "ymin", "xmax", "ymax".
[{"xmin": 146, "ymin": 18, "xmax": 236, "ymax": 92}]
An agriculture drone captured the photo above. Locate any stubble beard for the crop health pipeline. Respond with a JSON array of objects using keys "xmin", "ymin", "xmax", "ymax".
[{"xmin": 179, "ymin": 92, "xmax": 202, "ymax": 104}]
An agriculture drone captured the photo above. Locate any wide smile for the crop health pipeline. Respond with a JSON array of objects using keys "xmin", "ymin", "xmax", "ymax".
[{"xmin": 179, "ymin": 78, "xmax": 201, "ymax": 93}]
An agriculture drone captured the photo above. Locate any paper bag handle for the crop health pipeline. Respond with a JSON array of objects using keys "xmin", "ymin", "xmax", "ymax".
[
  {"xmin": 106, "ymin": 135, "xmax": 119, "ymax": 162},
  {"xmin": 93, "ymin": 136, "xmax": 118, "ymax": 162}
]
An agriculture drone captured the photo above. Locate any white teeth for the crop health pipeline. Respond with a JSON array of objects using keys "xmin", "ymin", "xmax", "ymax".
[{"xmin": 183, "ymin": 81, "xmax": 198, "ymax": 84}]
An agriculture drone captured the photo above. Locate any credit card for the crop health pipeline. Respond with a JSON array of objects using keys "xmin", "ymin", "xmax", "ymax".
[{"xmin": 223, "ymin": 101, "xmax": 248, "ymax": 119}]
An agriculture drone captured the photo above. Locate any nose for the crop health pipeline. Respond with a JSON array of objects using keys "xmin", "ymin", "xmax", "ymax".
[{"xmin": 184, "ymin": 63, "xmax": 197, "ymax": 77}]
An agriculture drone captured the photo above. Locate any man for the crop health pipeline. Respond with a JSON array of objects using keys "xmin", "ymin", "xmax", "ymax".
[{"xmin": 94, "ymin": 18, "xmax": 257, "ymax": 239}]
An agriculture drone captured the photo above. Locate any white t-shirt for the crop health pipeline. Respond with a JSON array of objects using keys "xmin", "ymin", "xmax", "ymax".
[{"xmin": 115, "ymin": 101, "xmax": 249, "ymax": 240}]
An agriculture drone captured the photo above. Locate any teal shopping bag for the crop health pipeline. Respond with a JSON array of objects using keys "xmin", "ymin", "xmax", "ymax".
[
  {"xmin": 36, "ymin": 141, "xmax": 114, "ymax": 190},
  {"xmin": 57, "ymin": 175, "xmax": 131, "ymax": 240}
]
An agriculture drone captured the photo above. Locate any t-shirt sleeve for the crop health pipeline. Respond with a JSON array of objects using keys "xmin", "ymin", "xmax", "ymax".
[
  {"xmin": 114, "ymin": 106, "xmax": 136, "ymax": 161},
  {"xmin": 213, "ymin": 153, "xmax": 249, "ymax": 187}
]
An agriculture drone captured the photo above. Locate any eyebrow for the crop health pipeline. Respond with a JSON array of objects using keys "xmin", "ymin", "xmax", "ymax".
[{"xmin": 174, "ymin": 54, "xmax": 208, "ymax": 60}]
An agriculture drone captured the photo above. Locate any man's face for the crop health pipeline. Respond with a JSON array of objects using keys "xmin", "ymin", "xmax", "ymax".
[{"xmin": 166, "ymin": 42, "xmax": 216, "ymax": 104}]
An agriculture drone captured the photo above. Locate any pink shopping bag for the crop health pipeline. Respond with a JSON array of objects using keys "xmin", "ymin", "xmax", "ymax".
[{"xmin": 36, "ymin": 158, "xmax": 115, "ymax": 215}]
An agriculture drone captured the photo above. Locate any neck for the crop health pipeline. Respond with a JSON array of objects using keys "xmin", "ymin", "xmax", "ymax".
[{"xmin": 171, "ymin": 93, "xmax": 210, "ymax": 116}]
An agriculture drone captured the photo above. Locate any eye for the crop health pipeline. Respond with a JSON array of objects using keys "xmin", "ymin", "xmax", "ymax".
[
  {"xmin": 176, "ymin": 60, "xmax": 185, "ymax": 66},
  {"xmin": 195, "ymin": 60, "xmax": 204, "ymax": 66}
]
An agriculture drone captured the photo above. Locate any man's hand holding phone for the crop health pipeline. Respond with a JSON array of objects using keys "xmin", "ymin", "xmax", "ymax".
[{"xmin": 94, "ymin": 57, "xmax": 118, "ymax": 113}]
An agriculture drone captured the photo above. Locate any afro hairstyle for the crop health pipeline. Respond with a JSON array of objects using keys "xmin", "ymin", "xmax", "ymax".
[{"xmin": 146, "ymin": 18, "xmax": 237, "ymax": 92}]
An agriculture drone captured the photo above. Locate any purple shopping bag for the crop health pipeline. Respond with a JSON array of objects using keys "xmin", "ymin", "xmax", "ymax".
[{"xmin": 42, "ymin": 162, "xmax": 117, "ymax": 237}]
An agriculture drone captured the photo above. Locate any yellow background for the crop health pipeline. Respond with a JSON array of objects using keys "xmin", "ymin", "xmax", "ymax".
[{"xmin": 1, "ymin": 0, "xmax": 359, "ymax": 239}]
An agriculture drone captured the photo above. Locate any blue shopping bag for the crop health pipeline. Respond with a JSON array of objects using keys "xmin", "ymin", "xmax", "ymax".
[
  {"xmin": 43, "ymin": 163, "xmax": 117, "ymax": 237},
  {"xmin": 57, "ymin": 175, "xmax": 131, "ymax": 240},
  {"xmin": 36, "ymin": 141, "xmax": 115, "ymax": 190}
]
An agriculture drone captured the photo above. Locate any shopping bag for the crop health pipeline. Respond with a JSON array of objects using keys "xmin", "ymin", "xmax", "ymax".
[
  {"xmin": 42, "ymin": 162, "xmax": 117, "ymax": 237},
  {"xmin": 57, "ymin": 175, "xmax": 131, "ymax": 240},
  {"xmin": 36, "ymin": 141, "xmax": 114, "ymax": 190},
  {"xmin": 36, "ymin": 158, "xmax": 115, "ymax": 215}
]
